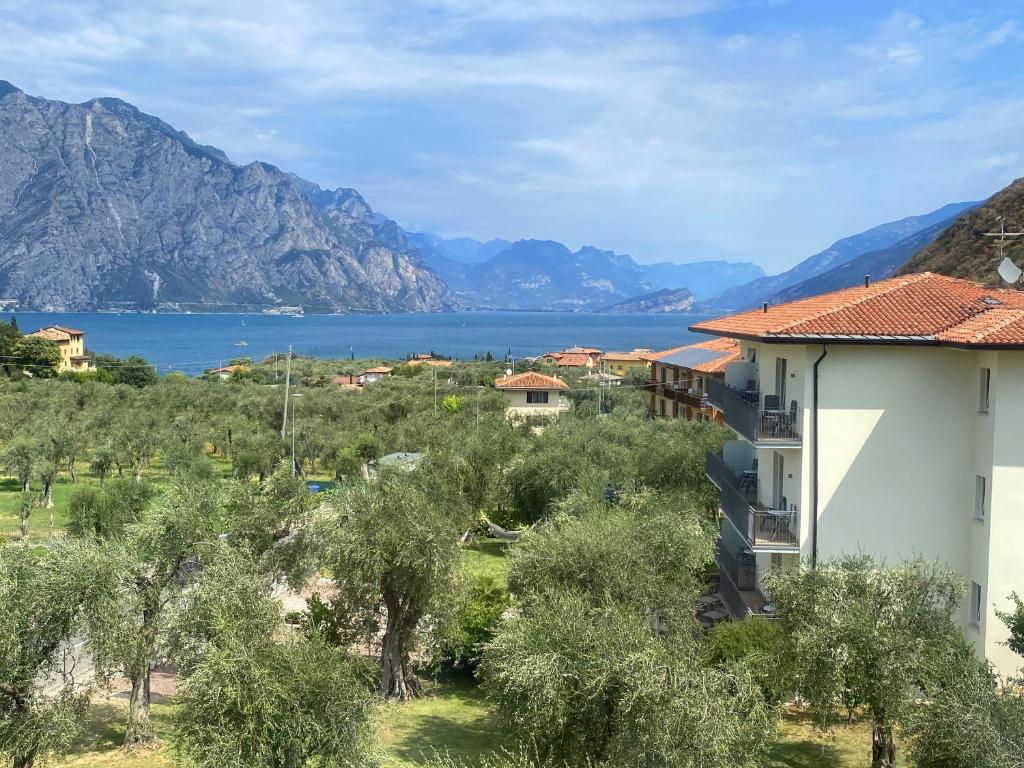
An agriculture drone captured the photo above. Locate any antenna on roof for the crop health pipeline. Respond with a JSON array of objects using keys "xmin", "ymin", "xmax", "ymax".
[{"xmin": 983, "ymin": 216, "xmax": 1024, "ymax": 284}]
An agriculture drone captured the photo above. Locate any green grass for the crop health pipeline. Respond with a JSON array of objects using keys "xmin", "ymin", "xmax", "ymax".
[
  {"xmin": 53, "ymin": 679, "xmax": 909, "ymax": 768},
  {"xmin": 770, "ymin": 712, "xmax": 908, "ymax": 767},
  {"xmin": 378, "ymin": 673, "xmax": 511, "ymax": 767},
  {"xmin": 57, "ymin": 699, "xmax": 175, "ymax": 767},
  {"xmin": 464, "ymin": 538, "xmax": 512, "ymax": 584}
]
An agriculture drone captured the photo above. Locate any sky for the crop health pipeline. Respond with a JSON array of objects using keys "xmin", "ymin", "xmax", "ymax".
[{"xmin": 1, "ymin": 1, "xmax": 1023, "ymax": 272}]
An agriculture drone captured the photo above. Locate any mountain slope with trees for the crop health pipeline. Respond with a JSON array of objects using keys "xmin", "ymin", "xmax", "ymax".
[
  {"xmin": 900, "ymin": 177, "xmax": 1024, "ymax": 283},
  {"xmin": 699, "ymin": 200, "xmax": 979, "ymax": 312}
]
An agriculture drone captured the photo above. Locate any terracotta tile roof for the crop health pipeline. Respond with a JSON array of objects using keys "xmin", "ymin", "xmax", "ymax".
[
  {"xmin": 406, "ymin": 359, "xmax": 453, "ymax": 368},
  {"xmin": 553, "ymin": 353, "xmax": 593, "ymax": 367},
  {"xmin": 495, "ymin": 372, "xmax": 569, "ymax": 390},
  {"xmin": 363, "ymin": 366, "xmax": 394, "ymax": 374},
  {"xmin": 210, "ymin": 364, "xmax": 245, "ymax": 374},
  {"xmin": 29, "ymin": 327, "xmax": 72, "ymax": 342},
  {"xmin": 690, "ymin": 273, "xmax": 1024, "ymax": 348},
  {"xmin": 645, "ymin": 337, "xmax": 740, "ymax": 374},
  {"xmin": 564, "ymin": 346, "xmax": 602, "ymax": 354}
]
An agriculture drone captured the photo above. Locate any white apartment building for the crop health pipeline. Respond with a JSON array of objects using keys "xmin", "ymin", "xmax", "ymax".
[{"xmin": 694, "ymin": 272, "xmax": 1024, "ymax": 675}]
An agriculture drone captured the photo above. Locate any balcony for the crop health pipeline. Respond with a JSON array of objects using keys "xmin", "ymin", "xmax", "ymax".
[
  {"xmin": 646, "ymin": 380, "xmax": 710, "ymax": 410},
  {"xmin": 707, "ymin": 379, "xmax": 801, "ymax": 445},
  {"xmin": 706, "ymin": 450, "xmax": 799, "ymax": 550},
  {"xmin": 715, "ymin": 539, "xmax": 765, "ymax": 618}
]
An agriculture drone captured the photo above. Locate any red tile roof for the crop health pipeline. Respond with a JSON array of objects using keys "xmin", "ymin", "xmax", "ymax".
[
  {"xmin": 495, "ymin": 372, "xmax": 569, "ymax": 390},
  {"xmin": 690, "ymin": 273, "xmax": 1024, "ymax": 348},
  {"xmin": 553, "ymin": 353, "xmax": 593, "ymax": 367},
  {"xmin": 363, "ymin": 366, "xmax": 394, "ymax": 374}
]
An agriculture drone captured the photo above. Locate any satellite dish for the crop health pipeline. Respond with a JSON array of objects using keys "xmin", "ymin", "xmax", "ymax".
[
  {"xmin": 505, "ymin": 368, "xmax": 513, "ymax": 377},
  {"xmin": 997, "ymin": 256, "xmax": 1023, "ymax": 284}
]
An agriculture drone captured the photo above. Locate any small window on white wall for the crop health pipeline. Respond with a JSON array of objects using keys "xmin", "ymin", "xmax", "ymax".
[
  {"xmin": 979, "ymin": 368, "xmax": 991, "ymax": 413},
  {"xmin": 970, "ymin": 581, "xmax": 983, "ymax": 626},
  {"xmin": 975, "ymin": 475, "xmax": 987, "ymax": 522}
]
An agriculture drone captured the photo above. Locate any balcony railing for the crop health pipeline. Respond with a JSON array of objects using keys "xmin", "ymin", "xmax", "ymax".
[
  {"xmin": 706, "ymin": 450, "xmax": 799, "ymax": 549},
  {"xmin": 707, "ymin": 379, "xmax": 801, "ymax": 444},
  {"xmin": 715, "ymin": 539, "xmax": 760, "ymax": 618}
]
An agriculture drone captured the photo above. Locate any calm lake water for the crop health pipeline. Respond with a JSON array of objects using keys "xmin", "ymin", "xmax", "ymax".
[{"xmin": 13, "ymin": 311, "xmax": 716, "ymax": 375}]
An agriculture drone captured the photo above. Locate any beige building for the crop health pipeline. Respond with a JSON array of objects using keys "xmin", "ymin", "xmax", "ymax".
[
  {"xmin": 693, "ymin": 272, "xmax": 1024, "ymax": 675},
  {"xmin": 28, "ymin": 325, "xmax": 90, "ymax": 372},
  {"xmin": 644, "ymin": 338, "xmax": 739, "ymax": 422},
  {"xmin": 494, "ymin": 371, "xmax": 570, "ymax": 419}
]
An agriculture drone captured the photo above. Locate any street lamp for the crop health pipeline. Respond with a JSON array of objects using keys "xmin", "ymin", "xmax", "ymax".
[{"xmin": 290, "ymin": 391, "xmax": 303, "ymax": 477}]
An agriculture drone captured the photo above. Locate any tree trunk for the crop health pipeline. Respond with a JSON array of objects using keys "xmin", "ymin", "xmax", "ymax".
[
  {"xmin": 379, "ymin": 595, "xmax": 422, "ymax": 701},
  {"xmin": 20, "ymin": 477, "xmax": 28, "ymax": 493},
  {"xmin": 871, "ymin": 718, "xmax": 896, "ymax": 768},
  {"xmin": 124, "ymin": 667, "xmax": 154, "ymax": 748},
  {"xmin": 361, "ymin": 461, "xmax": 370, "ymax": 480},
  {"xmin": 13, "ymin": 751, "xmax": 35, "ymax": 768},
  {"xmin": 42, "ymin": 481, "xmax": 53, "ymax": 509},
  {"xmin": 99, "ymin": 472, "xmax": 105, "ymax": 489},
  {"xmin": 68, "ymin": 458, "xmax": 76, "ymax": 482}
]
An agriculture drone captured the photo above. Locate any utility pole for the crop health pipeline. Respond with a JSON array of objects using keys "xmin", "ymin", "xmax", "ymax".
[
  {"xmin": 290, "ymin": 392, "xmax": 302, "ymax": 477},
  {"xmin": 280, "ymin": 345, "xmax": 292, "ymax": 439}
]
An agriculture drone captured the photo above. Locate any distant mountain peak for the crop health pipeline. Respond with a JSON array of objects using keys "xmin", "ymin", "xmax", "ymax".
[{"xmin": 0, "ymin": 81, "xmax": 22, "ymax": 99}]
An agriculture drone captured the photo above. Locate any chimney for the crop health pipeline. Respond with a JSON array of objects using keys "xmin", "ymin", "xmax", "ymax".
[
  {"xmin": 864, "ymin": 274, "xmax": 871, "ymax": 287},
  {"xmin": 762, "ymin": 302, "xmax": 768, "ymax": 313}
]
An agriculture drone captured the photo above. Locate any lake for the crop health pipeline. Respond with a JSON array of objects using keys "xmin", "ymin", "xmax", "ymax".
[{"xmin": 12, "ymin": 311, "xmax": 717, "ymax": 375}]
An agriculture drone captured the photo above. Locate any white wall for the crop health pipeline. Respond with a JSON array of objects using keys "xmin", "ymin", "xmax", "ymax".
[{"xmin": 986, "ymin": 352, "xmax": 1024, "ymax": 675}]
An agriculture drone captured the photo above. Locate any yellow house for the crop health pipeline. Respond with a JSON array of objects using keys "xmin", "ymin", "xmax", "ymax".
[
  {"xmin": 28, "ymin": 325, "xmax": 90, "ymax": 372},
  {"xmin": 601, "ymin": 349, "xmax": 652, "ymax": 378}
]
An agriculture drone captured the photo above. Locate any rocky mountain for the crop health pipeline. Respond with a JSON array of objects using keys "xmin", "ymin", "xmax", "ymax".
[
  {"xmin": 0, "ymin": 82, "xmax": 452, "ymax": 312},
  {"xmin": 597, "ymin": 287, "xmax": 694, "ymax": 313},
  {"xmin": 407, "ymin": 231, "xmax": 761, "ymax": 310},
  {"xmin": 698, "ymin": 200, "xmax": 979, "ymax": 312},
  {"xmin": 767, "ymin": 212, "xmax": 971, "ymax": 304},
  {"xmin": 900, "ymin": 178, "xmax": 1024, "ymax": 283}
]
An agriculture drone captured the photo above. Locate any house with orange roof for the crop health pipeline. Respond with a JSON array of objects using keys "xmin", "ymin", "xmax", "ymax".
[
  {"xmin": 207, "ymin": 363, "xmax": 247, "ymax": 380},
  {"xmin": 494, "ymin": 371, "xmax": 570, "ymax": 419},
  {"xmin": 28, "ymin": 325, "xmax": 90, "ymax": 372},
  {"xmin": 692, "ymin": 272, "xmax": 1024, "ymax": 675},
  {"xmin": 642, "ymin": 339, "xmax": 739, "ymax": 422}
]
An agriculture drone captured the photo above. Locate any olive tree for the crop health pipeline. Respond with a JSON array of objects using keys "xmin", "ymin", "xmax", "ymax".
[
  {"xmin": 481, "ymin": 591, "xmax": 774, "ymax": 768},
  {"xmin": 3, "ymin": 437, "xmax": 37, "ymax": 493},
  {"xmin": 905, "ymin": 636, "xmax": 1024, "ymax": 768},
  {"xmin": 766, "ymin": 556, "xmax": 964, "ymax": 768},
  {"xmin": 169, "ymin": 549, "xmax": 379, "ymax": 768},
  {"xmin": 508, "ymin": 489, "xmax": 714, "ymax": 630},
  {"xmin": 319, "ymin": 470, "xmax": 467, "ymax": 699},
  {"xmin": 0, "ymin": 541, "xmax": 124, "ymax": 768}
]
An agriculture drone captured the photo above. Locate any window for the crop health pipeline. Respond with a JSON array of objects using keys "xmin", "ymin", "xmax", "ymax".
[
  {"xmin": 970, "ymin": 581, "xmax": 983, "ymax": 627},
  {"xmin": 775, "ymin": 358, "xmax": 787, "ymax": 405},
  {"xmin": 526, "ymin": 391, "xmax": 549, "ymax": 404},
  {"xmin": 979, "ymin": 368, "xmax": 991, "ymax": 413},
  {"xmin": 659, "ymin": 399, "xmax": 666, "ymax": 417},
  {"xmin": 975, "ymin": 475, "xmax": 987, "ymax": 522},
  {"xmin": 659, "ymin": 366, "xmax": 666, "ymax": 384}
]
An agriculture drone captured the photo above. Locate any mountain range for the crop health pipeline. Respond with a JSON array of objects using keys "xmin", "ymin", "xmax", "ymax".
[
  {"xmin": 0, "ymin": 81, "xmax": 453, "ymax": 312},
  {"xmin": 405, "ymin": 232, "xmax": 763, "ymax": 309},
  {"xmin": 694, "ymin": 200, "xmax": 980, "ymax": 313},
  {"xmin": 0, "ymin": 80, "xmax": 1012, "ymax": 315},
  {"xmin": 0, "ymin": 81, "xmax": 762, "ymax": 313}
]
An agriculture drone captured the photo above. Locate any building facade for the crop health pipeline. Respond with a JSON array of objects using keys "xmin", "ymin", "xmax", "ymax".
[
  {"xmin": 644, "ymin": 338, "xmax": 739, "ymax": 422},
  {"xmin": 692, "ymin": 272, "xmax": 1024, "ymax": 675},
  {"xmin": 28, "ymin": 325, "xmax": 90, "ymax": 372},
  {"xmin": 494, "ymin": 371, "xmax": 570, "ymax": 419},
  {"xmin": 601, "ymin": 349, "xmax": 652, "ymax": 378}
]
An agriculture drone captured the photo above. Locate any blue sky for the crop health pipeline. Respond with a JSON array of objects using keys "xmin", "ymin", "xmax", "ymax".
[{"xmin": 1, "ymin": 1, "xmax": 1023, "ymax": 272}]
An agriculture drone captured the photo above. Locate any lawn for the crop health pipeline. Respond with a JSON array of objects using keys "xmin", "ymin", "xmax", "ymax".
[
  {"xmin": 770, "ymin": 713, "xmax": 908, "ymax": 767},
  {"xmin": 463, "ymin": 537, "xmax": 512, "ymax": 584},
  {"xmin": 377, "ymin": 673, "xmax": 511, "ymax": 767},
  {"xmin": 57, "ymin": 699, "xmax": 175, "ymax": 768}
]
